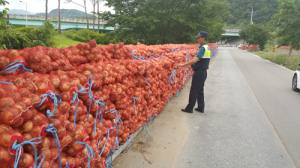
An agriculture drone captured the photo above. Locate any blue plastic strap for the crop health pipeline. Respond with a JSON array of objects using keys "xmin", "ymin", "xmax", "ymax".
[
  {"xmin": 126, "ymin": 134, "xmax": 134, "ymax": 152},
  {"xmin": 37, "ymin": 91, "xmax": 62, "ymax": 117},
  {"xmin": 104, "ymin": 109, "xmax": 123, "ymax": 126},
  {"xmin": 110, "ymin": 125, "xmax": 121, "ymax": 156},
  {"xmin": 66, "ymin": 162, "xmax": 70, "ymax": 168},
  {"xmin": 150, "ymin": 111, "xmax": 157, "ymax": 125},
  {"xmin": 94, "ymin": 98, "xmax": 105, "ymax": 136},
  {"xmin": 143, "ymin": 122, "xmax": 152, "ymax": 143},
  {"xmin": 106, "ymin": 153, "xmax": 113, "ymax": 168},
  {"xmin": 144, "ymin": 77, "xmax": 151, "ymax": 97},
  {"xmin": 76, "ymin": 141, "xmax": 95, "ymax": 168},
  {"xmin": 12, "ymin": 138, "xmax": 43, "ymax": 168},
  {"xmin": 71, "ymin": 85, "xmax": 88, "ymax": 129},
  {"xmin": 0, "ymin": 61, "xmax": 33, "ymax": 74},
  {"xmin": 98, "ymin": 127, "xmax": 116, "ymax": 157},
  {"xmin": 45, "ymin": 124, "xmax": 62, "ymax": 168},
  {"xmin": 169, "ymin": 70, "xmax": 177, "ymax": 85},
  {"xmin": 0, "ymin": 81, "xmax": 14, "ymax": 85},
  {"xmin": 131, "ymin": 96, "xmax": 138, "ymax": 115}
]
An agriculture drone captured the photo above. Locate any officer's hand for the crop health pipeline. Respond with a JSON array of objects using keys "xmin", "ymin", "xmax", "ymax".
[{"xmin": 177, "ymin": 63, "xmax": 185, "ymax": 67}]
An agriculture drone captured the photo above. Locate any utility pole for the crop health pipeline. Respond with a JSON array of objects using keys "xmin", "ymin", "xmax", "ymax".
[
  {"xmin": 58, "ymin": 0, "xmax": 61, "ymax": 34},
  {"xmin": 97, "ymin": 0, "xmax": 100, "ymax": 33},
  {"xmin": 45, "ymin": 0, "xmax": 48, "ymax": 21},
  {"xmin": 250, "ymin": 6, "xmax": 254, "ymax": 24},
  {"xmin": 19, "ymin": 1, "xmax": 27, "ymax": 27},
  {"xmin": 273, "ymin": 9, "xmax": 282, "ymax": 51}
]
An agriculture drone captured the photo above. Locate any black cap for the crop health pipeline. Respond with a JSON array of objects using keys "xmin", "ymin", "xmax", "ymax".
[{"xmin": 195, "ymin": 31, "xmax": 208, "ymax": 39}]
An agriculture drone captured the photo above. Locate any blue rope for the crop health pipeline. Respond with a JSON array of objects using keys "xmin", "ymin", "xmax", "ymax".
[
  {"xmin": 12, "ymin": 138, "xmax": 44, "ymax": 168},
  {"xmin": 169, "ymin": 70, "xmax": 177, "ymax": 85},
  {"xmin": 144, "ymin": 77, "xmax": 150, "ymax": 97},
  {"xmin": 131, "ymin": 95, "xmax": 138, "ymax": 115},
  {"xmin": 71, "ymin": 85, "xmax": 88, "ymax": 129},
  {"xmin": 171, "ymin": 48, "xmax": 175, "ymax": 53},
  {"xmin": 94, "ymin": 98, "xmax": 105, "ymax": 136},
  {"xmin": 106, "ymin": 153, "xmax": 113, "ymax": 168},
  {"xmin": 126, "ymin": 134, "xmax": 134, "ymax": 152},
  {"xmin": 0, "ymin": 61, "xmax": 33, "ymax": 74},
  {"xmin": 110, "ymin": 125, "xmax": 121, "ymax": 156},
  {"xmin": 45, "ymin": 124, "xmax": 62, "ymax": 168},
  {"xmin": 37, "ymin": 91, "xmax": 62, "ymax": 117},
  {"xmin": 76, "ymin": 141, "xmax": 95, "ymax": 168},
  {"xmin": 142, "ymin": 122, "xmax": 152, "ymax": 144},
  {"xmin": 149, "ymin": 111, "xmax": 157, "ymax": 126},
  {"xmin": 0, "ymin": 81, "xmax": 14, "ymax": 85},
  {"xmin": 130, "ymin": 50, "xmax": 150, "ymax": 62},
  {"xmin": 98, "ymin": 127, "xmax": 116, "ymax": 157}
]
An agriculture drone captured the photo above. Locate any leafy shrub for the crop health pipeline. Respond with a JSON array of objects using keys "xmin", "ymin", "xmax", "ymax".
[
  {"xmin": 0, "ymin": 20, "xmax": 57, "ymax": 49},
  {"xmin": 0, "ymin": 27, "xmax": 32, "ymax": 49}
]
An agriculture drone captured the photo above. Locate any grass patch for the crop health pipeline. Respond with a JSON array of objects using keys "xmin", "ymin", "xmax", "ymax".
[
  {"xmin": 254, "ymin": 51, "xmax": 300, "ymax": 70},
  {"xmin": 53, "ymin": 35, "xmax": 82, "ymax": 48},
  {"xmin": 54, "ymin": 34, "xmax": 105, "ymax": 48}
]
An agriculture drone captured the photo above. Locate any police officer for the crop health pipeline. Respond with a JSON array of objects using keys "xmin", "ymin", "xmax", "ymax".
[{"xmin": 177, "ymin": 31, "xmax": 211, "ymax": 113}]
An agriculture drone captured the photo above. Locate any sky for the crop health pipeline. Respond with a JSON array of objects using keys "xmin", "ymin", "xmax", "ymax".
[{"xmin": 1, "ymin": 0, "xmax": 114, "ymax": 14}]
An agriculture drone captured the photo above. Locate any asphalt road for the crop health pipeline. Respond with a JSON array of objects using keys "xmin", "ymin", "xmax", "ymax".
[
  {"xmin": 177, "ymin": 47, "xmax": 296, "ymax": 168},
  {"xmin": 229, "ymin": 48, "xmax": 300, "ymax": 167}
]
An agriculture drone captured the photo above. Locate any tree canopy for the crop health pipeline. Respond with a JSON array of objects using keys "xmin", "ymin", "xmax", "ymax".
[
  {"xmin": 239, "ymin": 24, "xmax": 269, "ymax": 51},
  {"xmin": 100, "ymin": 0, "xmax": 229, "ymax": 45},
  {"xmin": 271, "ymin": 0, "xmax": 300, "ymax": 50},
  {"xmin": 223, "ymin": 0, "xmax": 279, "ymax": 28}
]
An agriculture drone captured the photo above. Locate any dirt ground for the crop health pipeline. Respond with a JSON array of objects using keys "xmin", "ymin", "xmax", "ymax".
[{"xmin": 112, "ymin": 81, "xmax": 192, "ymax": 168}]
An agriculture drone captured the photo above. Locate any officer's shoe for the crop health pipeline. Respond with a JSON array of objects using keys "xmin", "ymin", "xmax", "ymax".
[
  {"xmin": 181, "ymin": 109, "xmax": 193, "ymax": 113},
  {"xmin": 195, "ymin": 108, "xmax": 204, "ymax": 113}
]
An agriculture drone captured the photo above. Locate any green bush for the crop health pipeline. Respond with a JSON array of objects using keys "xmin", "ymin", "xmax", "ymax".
[
  {"xmin": 13, "ymin": 27, "xmax": 38, "ymax": 34},
  {"xmin": 0, "ymin": 27, "xmax": 32, "ymax": 49},
  {"xmin": 62, "ymin": 29, "xmax": 139, "ymax": 45},
  {"xmin": 0, "ymin": 20, "xmax": 57, "ymax": 49}
]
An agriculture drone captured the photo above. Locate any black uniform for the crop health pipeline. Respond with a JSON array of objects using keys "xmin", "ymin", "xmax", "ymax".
[{"xmin": 185, "ymin": 43, "xmax": 210, "ymax": 112}]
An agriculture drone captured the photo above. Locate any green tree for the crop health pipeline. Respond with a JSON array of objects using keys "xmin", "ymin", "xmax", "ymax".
[
  {"xmin": 0, "ymin": 0, "xmax": 9, "ymax": 49},
  {"xmin": 271, "ymin": 0, "xmax": 300, "ymax": 54},
  {"xmin": 239, "ymin": 24, "xmax": 269, "ymax": 51},
  {"xmin": 100, "ymin": 0, "xmax": 229, "ymax": 45},
  {"xmin": 223, "ymin": 0, "xmax": 279, "ymax": 28}
]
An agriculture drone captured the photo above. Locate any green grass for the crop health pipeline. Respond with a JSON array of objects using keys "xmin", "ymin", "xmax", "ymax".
[
  {"xmin": 54, "ymin": 35, "xmax": 105, "ymax": 48},
  {"xmin": 253, "ymin": 51, "xmax": 300, "ymax": 70},
  {"xmin": 53, "ymin": 35, "xmax": 82, "ymax": 48}
]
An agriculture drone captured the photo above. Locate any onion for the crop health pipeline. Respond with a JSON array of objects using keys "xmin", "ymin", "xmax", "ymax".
[
  {"xmin": 40, "ymin": 161, "xmax": 50, "ymax": 168},
  {"xmin": 8, "ymin": 93, "xmax": 21, "ymax": 103},
  {"xmin": 0, "ymin": 133, "xmax": 12, "ymax": 147},
  {"xmin": 7, "ymin": 50, "xmax": 19, "ymax": 59},
  {"xmin": 5, "ymin": 85, "xmax": 18, "ymax": 93},
  {"xmin": 36, "ymin": 83, "xmax": 49, "ymax": 95},
  {"xmin": 18, "ymin": 153, "xmax": 34, "ymax": 167},
  {"xmin": 56, "ymin": 126, "xmax": 66, "ymax": 139},
  {"xmin": 0, "ymin": 108, "xmax": 21, "ymax": 125},
  {"xmin": 66, "ymin": 147, "xmax": 77, "ymax": 156},
  {"xmin": 38, "ymin": 137, "xmax": 51, "ymax": 148},
  {"xmin": 0, "ymin": 56, "xmax": 9, "ymax": 70},
  {"xmin": 58, "ymin": 82, "xmax": 70, "ymax": 92},
  {"xmin": 29, "ymin": 94, "xmax": 41, "ymax": 105},
  {"xmin": 0, "ymin": 146, "xmax": 11, "ymax": 164},
  {"xmin": 39, "ymin": 148, "xmax": 52, "ymax": 161},
  {"xmin": 50, "ymin": 148, "xmax": 59, "ymax": 159},
  {"xmin": 18, "ymin": 88, "xmax": 30, "ymax": 97},
  {"xmin": 60, "ymin": 92, "xmax": 71, "ymax": 102},
  {"xmin": 0, "ymin": 89, "xmax": 7, "ymax": 99},
  {"xmin": 22, "ymin": 121, "xmax": 33, "ymax": 132}
]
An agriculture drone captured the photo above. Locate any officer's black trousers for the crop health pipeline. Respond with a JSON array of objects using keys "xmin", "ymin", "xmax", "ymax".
[{"xmin": 185, "ymin": 70, "xmax": 207, "ymax": 111}]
